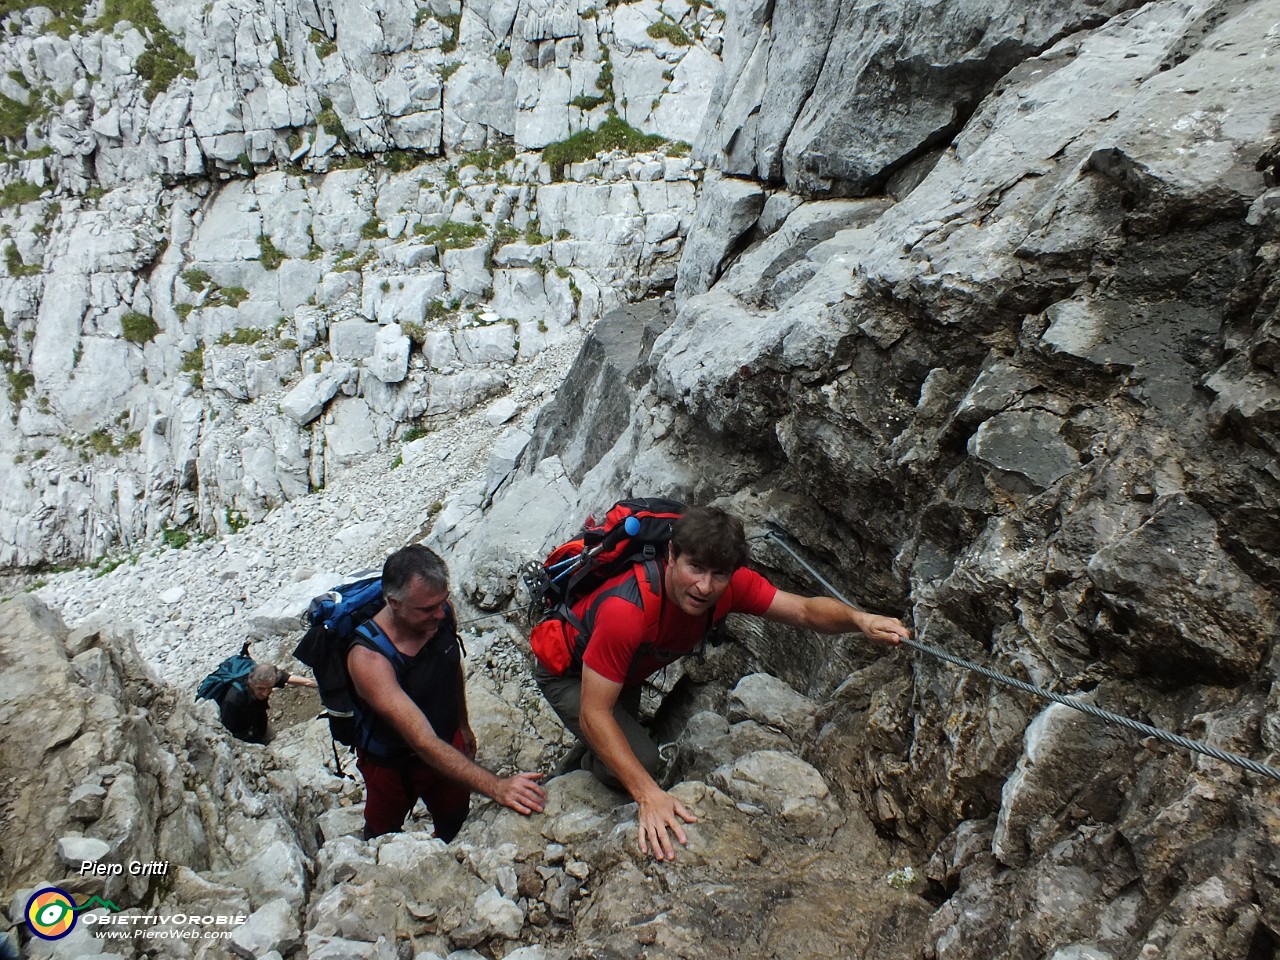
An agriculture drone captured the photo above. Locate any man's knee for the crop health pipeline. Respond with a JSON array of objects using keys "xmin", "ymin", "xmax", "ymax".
[
  {"xmin": 581, "ymin": 729, "xmax": 659, "ymax": 791},
  {"xmin": 536, "ymin": 673, "xmax": 583, "ymax": 727}
]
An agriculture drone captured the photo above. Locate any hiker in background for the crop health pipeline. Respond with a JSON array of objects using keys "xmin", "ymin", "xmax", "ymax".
[
  {"xmin": 534, "ymin": 505, "xmax": 909, "ymax": 862},
  {"xmin": 347, "ymin": 544, "xmax": 546, "ymax": 841},
  {"xmin": 219, "ymin": 664, "xmax": 317, "ymax": 745}
]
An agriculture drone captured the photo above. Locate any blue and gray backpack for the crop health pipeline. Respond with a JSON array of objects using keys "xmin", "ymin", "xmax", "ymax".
[{"xmin": 292, "ymin": 575, "xmax": 386, "ymax": 747}]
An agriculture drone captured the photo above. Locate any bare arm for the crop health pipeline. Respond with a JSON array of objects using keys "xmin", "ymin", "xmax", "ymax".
[
  {"xmin": 348, "ymin": 646, "xmax": 544, "ymax": 814},
  {"xmin": 284, "ymin": 674, "xmax": 318, "ymax": 688},
  {"xmin": 580, "ymin": 666, "xmax": 697, "ymax": 861},
  {"xmin": 761, "ymin": 590, "xmax": 909, "ymax": 644},
  {"xmin": 455, "ymin": 662, "xmax": 476, "ymax": 756}
]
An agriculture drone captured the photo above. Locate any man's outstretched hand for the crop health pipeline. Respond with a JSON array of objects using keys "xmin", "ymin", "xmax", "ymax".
[
  {"xmin": 636, "ymin": 789, "xmax": 699, "ymax": 861},
  {"xmin": 494, "ymin": 773, "xmax": 546, "ymax": 815},
  {"xmin": 859, "ymin": 614, "xmax": 910, "ymax": 646}
]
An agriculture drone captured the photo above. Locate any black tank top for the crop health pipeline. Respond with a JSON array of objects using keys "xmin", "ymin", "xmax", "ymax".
[{"xmin": 349, "ymin": 612, "xmax": 462, "ymax": 764}]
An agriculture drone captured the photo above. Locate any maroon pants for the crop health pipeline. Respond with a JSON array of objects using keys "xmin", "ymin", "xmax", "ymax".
[{"xmin": 357, "ymin": 730, "xmax": 471, "ymax": 841}]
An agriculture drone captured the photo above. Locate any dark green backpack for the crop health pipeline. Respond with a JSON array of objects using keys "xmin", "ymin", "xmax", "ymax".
[{"xmin": 195, "ymin": 643, "xmax": 255, "ymax": 703}]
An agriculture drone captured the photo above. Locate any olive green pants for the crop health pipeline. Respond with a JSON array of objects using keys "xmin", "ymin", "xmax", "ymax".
[{"xmin": 534, "ymin": 664, "xmax": 659, "ymax": 791}]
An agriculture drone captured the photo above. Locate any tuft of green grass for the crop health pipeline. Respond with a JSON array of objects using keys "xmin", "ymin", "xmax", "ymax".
[
  {"xmin": 317, "ymin": 105, "xmax": 344, "ymax": 137},
  {"xmin": 99, "ymin": 0, "xmax": 195, "ymax": 96},
  {"xmin": 135, "ymin": 42, "xmax": 195, "ymax": 99},
  {"xmin": 0, "ymin": 90, "xmax": 47, "ymax": 142},
  {"xmin": 541, "ymin": 113, "xmax": 666, "ymax": 180},
  {"xmin": 384, "ymin": 150, "xmax": 426, "ymax": 173},
  {"xmin": 92, "ymin": 552, "xmax": 138, "ymax": 577},
  {"xmin": 270, "ymin": 59, "xmax": 297, "ymax": 86},
  {"xmin": 595, "ymin": 49, "xmax": 614, "ymax": 100},
  {"xmin": 570, "ymin": 94, "xmax": 608, "ymax": 111},
  {"xmin": 85, "ymin": 429, "xmax": 122, "ymax": 456},
  {"xmin": 436, "ymin": 13, "xmax": 461, "ymax": 53},
  {"xmin": 7, "ymin": 369, "xmax": 34, "ymax": 406},
  {"xmin": 458, "ymin": 143, "xmax": 516, "ymax": 171},
  {"xmin": 425, "ymin": 299, "xmax": 457, "ymax": 321},
  {"xmin": 258, "ymin": 234, "xmax": 285, "ymax": 270},
  {"xmin": 400, "ymin": 320, "xmax": 426, "ymax": 346},
  {"xmin": 216, "ymin": 327, "xmax": 266, "ymax": 346},
  {"xmin": 216, "ymin": 286, "xmax": 250, "ymax": 307},
  {"xmin": 0, "ymin": 180, "xmax": 41, "ymax": 209},
  {"xmin": 181, "ymin": 268, "xmax": 211, "ymax": 292},
  {"xmin": 5, "ymin": 243, "xmax": 40, "ymax": 277},
  {"xmin": 120, "ymin": 311, "xmax": 159, "ymax": 344},
  {"xmin": 0, "ymin": 0, "xmax": 84, "ymax": 27},
  {"xmin": 310, "ymin": 29, "xmax": 337, "ymax": 58},
  {"xmin": 98, "ymin": 0, "xmax": 196, "ymax": 99},
  {"xmin": 647, "ymin": 20, "xmax": 693, "ymax": 46},
  {"xmin": 334, "ymin": 249, "xmax": 375, "ymax": 273},
  {"xmin": 491, "ymin": 223, "xmax": 520, "ymax": 247},
  {"xmin": 180, "ymin": 346, "xmax": 204, "ymax": 387},
  {"xmin": 360, "ymin": 217, "xmax": 385, "ymax": 240},
  {"xmin": 413, "ymin": 220, "xmax": 486, "ymax": 250}
]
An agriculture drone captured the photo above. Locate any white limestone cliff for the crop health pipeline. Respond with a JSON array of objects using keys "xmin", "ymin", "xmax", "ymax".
[{"xmin": 0, "ymin": 0, "xmax": 721, "ymax": 569}]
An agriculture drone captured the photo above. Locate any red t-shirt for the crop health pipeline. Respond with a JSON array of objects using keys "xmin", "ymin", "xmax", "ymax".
[{"xmin": 582, "ymin": 566, "xmax": 777, "ymax": 686}]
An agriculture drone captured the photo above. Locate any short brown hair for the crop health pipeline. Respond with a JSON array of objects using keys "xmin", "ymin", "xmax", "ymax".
[{"xmin": 670, "ymin": 506, "xmax": 750, "ymax": 572}]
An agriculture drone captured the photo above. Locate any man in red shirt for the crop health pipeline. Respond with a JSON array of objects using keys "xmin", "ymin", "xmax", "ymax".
[{"xmin": 534, "ymin": 506, "xmax": 909, "ymax": 861}]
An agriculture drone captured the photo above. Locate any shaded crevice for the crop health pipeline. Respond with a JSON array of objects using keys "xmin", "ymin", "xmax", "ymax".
[{"xmin": 1247, "ymin": 917, "xmax": 1279, "ymax": 960}]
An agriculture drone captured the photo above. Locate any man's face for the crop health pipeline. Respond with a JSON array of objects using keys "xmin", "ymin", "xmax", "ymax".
[
  {"xmin": 665, "ymin": 549, "xmax": 732, "ymax": 617},
  {"xmin": 248, "ymin": 682, "xmax": 273, "ymax": 701},
  {"xmin": 387, "ymin": 576, "xmax": 449, "ymax": 640}
]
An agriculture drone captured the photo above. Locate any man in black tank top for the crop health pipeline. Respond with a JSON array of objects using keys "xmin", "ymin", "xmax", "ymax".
[{"xmin": 347, "ymin": 545, "xmax": 546, "ymax": 840}]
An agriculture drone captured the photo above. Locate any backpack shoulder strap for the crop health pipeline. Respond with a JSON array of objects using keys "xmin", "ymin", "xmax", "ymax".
[
  {"xmin": 353, "ymin": 619, "xmax": 405, "ymax": 670},
  {"xmin": 636, "ymin": 557, "xmax": 665, "ymax": 639}
]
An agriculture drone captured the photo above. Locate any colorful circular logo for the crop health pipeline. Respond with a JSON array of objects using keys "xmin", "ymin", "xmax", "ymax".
[{"xmin": 25, "ymin": 887, "xmax": 77, "ymax": 940}]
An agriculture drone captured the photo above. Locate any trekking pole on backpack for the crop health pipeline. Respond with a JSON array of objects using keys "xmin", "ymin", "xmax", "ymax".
[
  {"xmin": 330, "ymin": 738, "xmax": 355, "ymax": 780},
  {"xmin": 521, "ymin": 517, "xmax": 645, "ymax": 622},
  {"xmin": 551, "ymin": 516, "xmax": 641, "ymax": 585}
]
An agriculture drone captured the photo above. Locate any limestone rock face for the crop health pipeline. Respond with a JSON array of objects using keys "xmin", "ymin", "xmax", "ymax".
[
  {"xmin": 697, "ymin": 0, "xmax": 1142, "ymax": 197},
  {"xmin": 0, "ymin": 595, "xmax": 326, "ymax": 954},
  {"xmin": 522, "ymin": 297, "xmax": 674, "ymax": 485},
  {"xmin": 0, "ymin": 156, "xmax": 698, "ymax": 568},
  {"xmin": 0, "ymin": 0, "xmax": 715, "ymax": 571}
]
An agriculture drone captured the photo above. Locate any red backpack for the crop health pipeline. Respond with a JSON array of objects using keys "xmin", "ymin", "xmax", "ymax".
[{"xmin": 522, "ymin": 498, "xmax": 685, "ymax": 675}]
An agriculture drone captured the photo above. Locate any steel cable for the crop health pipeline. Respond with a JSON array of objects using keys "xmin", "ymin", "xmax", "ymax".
[{"xmin": 760, "ymin": 529, "xmax": 1280, "ymax": 783}]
